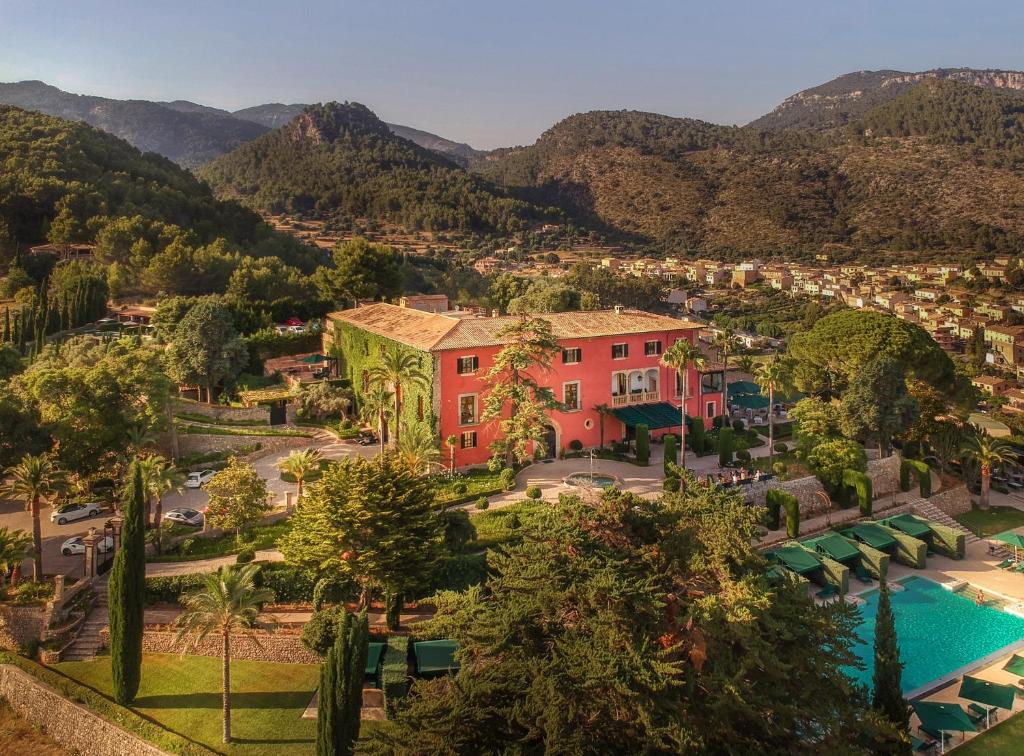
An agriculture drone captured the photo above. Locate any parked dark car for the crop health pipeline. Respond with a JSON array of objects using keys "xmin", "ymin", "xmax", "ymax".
[{"xmin": 357, "ymin": 430, "xmax": 378, "ymax": 446}]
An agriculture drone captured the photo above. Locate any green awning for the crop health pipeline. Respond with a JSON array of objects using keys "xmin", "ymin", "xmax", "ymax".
[
  {"xmin": 728, "ymin": 380, "xmax": 761, "ymax": 396},
  {"xmin": 882, "ymin": 514, "xmax": 932, "ymax": 539},
  {"xmin": 366, "ymin": 642, "xmax": 385, "ymax": 678},
  {"xmin": 413, "ymin": 639, "xmax": 460, "ymax": 677},
  {"xmin": 612, "ymin": 402, "xmax": 684, "ymax": 430},
  {"xmin": 730, "ymin": 394, "xmax": 770, "ymax": 410},
  {"xmin": 764, "ymin": 565, "xmax": 788, "ymax": 584},
  {"xmin": 843, "ymin": 523, "xmax": 898, "ymax": 550},
  {"xmin": 992, "ymin": 531, "xmax": 1024, "ymax": 549},
  {"xmin": 766, "ymin": 545, "xmax": 822, "ymax": 575},
  {"xmin": 958, "ymin": 676, "xmax": 1016, "ymax": 711},
  {"xmin": 805, "ymin": 533, "xmax": 861, "ymax": 563},
  {"xmin": 301, "ymin": 353, "xmax": 328, "ymax": 363},
  {"xmin": 911, "ymin": 701, "xmax": 976, "ymax": 734},
  {"xmin": 1002, "ymin": 654, "xmax": 1024, "ymax": 676}
]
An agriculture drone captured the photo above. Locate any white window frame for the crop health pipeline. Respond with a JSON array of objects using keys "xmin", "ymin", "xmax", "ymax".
[
  {"xmin": 612, "ymin": 342, "xmax": 629, "ymax": 360},
  {"xmin": 457, "ymin": 355, "xmax": 479, "ymax": 375},
  {"xmin": 562, "ymin": 380, "xmax": 581, "ymax": 411},
  {"xmin": 562, "ymin": 347, "xmax": 582, "ymax": 365},
  {"xmin": 458, "ymin": 393, "xmax": 478, "ymax": 426},
  {"xmin": 706, "ymin": 401, "xmax": 716, "ymax": 418}
]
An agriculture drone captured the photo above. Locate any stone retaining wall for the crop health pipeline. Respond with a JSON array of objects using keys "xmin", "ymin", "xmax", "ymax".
[
  {"xmin": 171, "ymin": 398, "xmax": 270, "ymax": 422},
  {"xmin": 927, "ymin": 484, "xmax": 972, "ymax": 517},
  {"xmin": 0, "ymin": 664, "xmax": 168, "ymax": 755},
  {"xmin": 101, "ymin": 627, "xmax": 320, "ymax": 665},
  {"xmin": 745, "ymin": 475, "xmax": 831, "ymax": 518},
  {"xmin": 175, "ymin": 431, "xmax": 310, "ymax": 459},
  {"xmin": 0, "ymin": 605, "xmax": 45, "ymax": 651}
]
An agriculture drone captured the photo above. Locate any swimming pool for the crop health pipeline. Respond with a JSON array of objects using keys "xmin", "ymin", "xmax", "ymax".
[{"xmin": 846, "ymin": 576, "xmax": 1024, "ymax": 694}]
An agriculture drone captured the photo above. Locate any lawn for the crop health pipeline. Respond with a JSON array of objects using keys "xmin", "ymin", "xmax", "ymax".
[
  {"xmin": 956, "ymin": 710, "xmax": 1024, "ymax": 755},
  {"xmin": 55, "ymin": 653, "xmax": 319, "ymax": 756},
  {"xmin": 149, "ymin": 520, "xmax": 293, "ymax": 563},
  {"xmin": 954, "ymin": 505, "xmax": 1024, "ymax": 537},
  {"xmin": 468, "ymin": 499, "xmax": 549, "ymax": 550},
  {"xmin": 433, "ymin": 467, "xmax": 508, "ymax": 505}
]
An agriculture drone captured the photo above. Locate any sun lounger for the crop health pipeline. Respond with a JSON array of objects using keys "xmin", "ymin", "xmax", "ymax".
[
  {"xmin": 911, "ymin": 735, "xmax": 936, "ymax": 752},
  {"xmin": 1015, "ymin": 562, "xmax": 1024, "ymax": 573},
  {"xmin": 967, "ymin": 703, "xmax": 997, "ymax": 724},
  {"xmin": 996, "ymin": 559, "xmax": 1014, "ymax": 569},
  {"xmin": 919, "ymin": 727, "xmax": 951, "ymax": 745},
  {"xmin": 854, "ymin": 564, "xmax": 873, "ymax": 584},
  {"xmin": 965, "ymin": 705, "xmax": 986, "ymax": 724}
]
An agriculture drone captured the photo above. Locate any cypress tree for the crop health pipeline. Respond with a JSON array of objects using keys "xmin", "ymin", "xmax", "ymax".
[
  {"xmin": 635, "ymin": 424, "xmax": 650, "ymax": 466},
  {"xmin": 110, "ymin": 460, "xmax": 147, "ymax": 704},
  {"xmin": 316, "ymin": 611, "xmax": 368, "ymax": 756},
  {"xmin": 872, "ymin": 580, "xmax": 909, "ymax": 741},
  {"xmin": 2, "ymin": 307, "xmax": 9, "ymax": 343},
  {"xmin": 316, "ymin": 611, "xmax": 346, "ymax": 756},
  {"xmin": 663, "ymin": 434, "xmax": 678, "ymax": 478}
]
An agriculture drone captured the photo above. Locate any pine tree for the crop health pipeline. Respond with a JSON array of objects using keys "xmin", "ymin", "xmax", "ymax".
[
  {"xmin": 110, "ymin": 460, "xmax": 147, "ymax": 704},
  {"xmin": 872, "ymin": 580, "xmax": 909, "ymax": 744}
]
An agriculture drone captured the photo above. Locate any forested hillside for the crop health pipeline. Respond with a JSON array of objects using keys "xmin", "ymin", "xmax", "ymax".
[
  {"xmin": 0, "ymin": 80, "xmax": 269, "ymax": 167},
  {"xmin": 200, "ymin": 102, "xmax": 554, "ymax": 233},
  {"xmin": 473, "ymin": 81, "xmax": 1024, "ymax": 257},
  {"xmin": 0, "ymin": 105, "xmax": 319, "ymax": 296}
]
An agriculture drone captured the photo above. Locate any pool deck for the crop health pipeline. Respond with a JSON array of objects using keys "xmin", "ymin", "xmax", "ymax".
[{"xmin": 840, "ymin": 535, "xmax": 1024, "ymax": 751}]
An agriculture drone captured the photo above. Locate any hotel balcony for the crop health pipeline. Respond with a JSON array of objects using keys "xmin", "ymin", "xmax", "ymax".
[{"xmin": 611, "ymin": 391, "xmax": 661, "ymax": 407}]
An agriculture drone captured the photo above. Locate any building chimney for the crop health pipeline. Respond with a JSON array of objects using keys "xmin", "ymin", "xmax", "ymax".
[
  {"xmin": 614, "ymin": 305, "xmax": 624, "ymax": 315},
  {"xmin": 492, "ymin": 309, "xmax": 501, "ymax": 318}
]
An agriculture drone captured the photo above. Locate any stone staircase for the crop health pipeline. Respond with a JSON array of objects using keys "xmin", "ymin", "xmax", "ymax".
[
  {"xmin": 909, "ymin": 498, "xmax": 980, "ymax": 544},
  {"xmin": 61, "ymin": 577, "xmax": 109, "ymax": 661}
]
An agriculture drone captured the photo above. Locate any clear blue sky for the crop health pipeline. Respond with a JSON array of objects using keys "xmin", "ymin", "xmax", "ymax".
[{"xmin": 2, "ymin": 0, "xmax": 1024, "ymax": 149}]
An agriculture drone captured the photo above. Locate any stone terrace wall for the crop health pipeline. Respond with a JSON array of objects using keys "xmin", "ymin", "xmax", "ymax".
[
  {"xmin": 175, "ymin": 431, "xmax": 310, "ymax": 460},
  {"xmin": 0, "ymin": 605, "xmax": 44, "ymax": 651},
  {"xmin": 0, "ymin": 664, "xmax": 168, "ymax": 756},
  {"xmin": 746, "ymin": 475, "xmax": 831, "ymax": 518},
  {"xmin": 170, "ymin": 398, "xmax": 270, "ymax": 422},
  {"xmin": 927, "ymin": 484, "xmax": 972, "ymax": 517},
  {"xmin": 102, "ymin": 627, "xmax": 319, "ymax": 665}
]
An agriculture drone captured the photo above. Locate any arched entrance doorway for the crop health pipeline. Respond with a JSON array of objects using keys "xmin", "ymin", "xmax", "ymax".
[{"xmin": 540, "ymin": 424, "xmax": 557, "ymax": 460}]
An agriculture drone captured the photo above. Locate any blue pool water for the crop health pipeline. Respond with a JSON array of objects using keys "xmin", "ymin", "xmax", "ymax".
[{"xmin": 847, "ymin": 576, "xmax": 1024, "ymax": 693}]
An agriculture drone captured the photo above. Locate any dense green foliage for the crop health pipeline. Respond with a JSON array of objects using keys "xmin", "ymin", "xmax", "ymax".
[
  {"xmin": 899, "ymin": 459, "xmax": 932, "ymax": 497},
  {"xmin": 109, "ymin": 461, "xmax": 146, "ymax": 704},
  {"xmin": 635, "ymin": 424, "xmax": 650, "ymax": 465},
  {"xmin": 200, "ymin": 102, "xmax": 551, "ymax": 233},
  {"xmin": 366, "ymin": 487, "xmax": 898, "ymax": 753},
  {"xmin": 663, "ymin": 433, "xmax": 677, "ymax": 477},
  {"xmin": 317, "ymin": 611, "xmax": 368, "ymax": 756}
]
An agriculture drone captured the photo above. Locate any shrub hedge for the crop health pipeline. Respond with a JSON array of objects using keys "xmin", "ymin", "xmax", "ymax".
[
  {"xmin": 381, "ymin": 635, "xmax": 410, "ymax": 718},
  {"xmin": 635, "ymin": 424, "xmax": 650, "ymax": 466},
  {"xmin": 689, "ymin": 418, "xmax": 705, "ymax": 454},
  {"xmin": 718, "ymin": 427, "xmax": 734, "ymax": 467},
  {"xmin": 764, "ymin": 489, "xmax": 789, "ymax": 530},
  {"xmin": 145, "ymin": 562, "xmax": 317, "ymax": 604},
  {"xmin": 842, "ymin": 469, "xmax": 873, "ymax": 516},
  {"xmin": 899, "ymin": 459, "xmax": 932, "ymax": 497},
  {"xmin": 663, "ymin": 434, "xmax": 678, "ymax": 478}
]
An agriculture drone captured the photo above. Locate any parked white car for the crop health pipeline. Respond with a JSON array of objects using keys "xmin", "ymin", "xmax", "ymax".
[
  {"xmin": 163, "ymin": 508, "xmax": 204, "ymax": 527},
  {"xmin": 60, "ymin": 535, "xmax": 113, "ymax": 556},
  {"xmin": 50, "ymin": 502, "xmax": 102, "ymax": 525},
  {"xmin": 185, "ymin": 470, "xmax": 216, "ymax": 489}
]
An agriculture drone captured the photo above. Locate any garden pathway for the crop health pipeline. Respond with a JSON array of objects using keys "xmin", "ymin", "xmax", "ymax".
[
  {"xmin": 61, "ymin": 576, "xmax": 109, "ymax": 661},
  {"xmin": 145, "ymin": 549, "xmax": 284, "ymax": 577}
]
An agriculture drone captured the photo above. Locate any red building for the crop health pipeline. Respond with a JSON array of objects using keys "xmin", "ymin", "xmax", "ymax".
[{"xmin": 327, "ymin": 303, "xmax": 724, "ymax": 468}]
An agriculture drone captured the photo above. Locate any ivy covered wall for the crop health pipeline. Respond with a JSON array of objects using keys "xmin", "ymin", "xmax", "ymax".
[{"xmin": 329, "ymin": 320, "xmax": 437, "ymax": 436}]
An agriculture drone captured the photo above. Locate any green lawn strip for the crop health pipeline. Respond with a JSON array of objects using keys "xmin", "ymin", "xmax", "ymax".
[
  {"xmin": 955, "ymin": 710, "xmax": 1024, "ymax": 755},
  {"xmin": 175, "ymin": 412, "xmax": 269, "ymax": 427},
  {"xmin": 54, "ymin": 653, "xmax": 318, "ymax": 756},
  {"xmin": 433, "ymin": 468, "xmax": 508, "ymax": 505},
  {"xmin": 147, "ymin": 520, "xmax": 292, "ymax": 563},
  {"xmin": 466, "ymin": 499, "xmax": 549, "ymax": 551},
  {"xmin": 954, "ymin": 506, "xmax": 1024, "ymax": 537},
  {"xmin": 177, "ymin": 423, "xmax": 314, "ymax": 438},
  {"xmin": 0, "ymin": 652, "xmax": 214, "ymax": 755}
]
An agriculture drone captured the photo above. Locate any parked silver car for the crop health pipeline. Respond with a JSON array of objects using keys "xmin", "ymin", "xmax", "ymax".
[
  {"xmin": 60, "ymin": 535, "xmax": 113, "ymax": 556},
  {"xmin": 50, "ymin": 502, "xmax": 102, "ymax": 525}
]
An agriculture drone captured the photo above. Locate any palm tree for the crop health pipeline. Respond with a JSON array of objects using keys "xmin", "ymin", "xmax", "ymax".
[
  {"xmin": 961, "ymin": 427, "xmax": 1019, "ymax": 510},
  {"xmin": 661, "ymin": 340, "xmax": 707, "ymax": 471},
  {"xmin": 125, "ymin": 423, "xmax": 156, "ymax": 458},
  {"xmin": 366, "ymin": 348, "xmax": 428, "ymax": 449},
  {"xmin": 397, "ymin": 422, "xmax": 441, "ymax": 474},
  {"xmin": 755, "ymin": 355, "xmax": 794, "ymax": 468},
  {"xmin": 137, "ymin": 456, "xmax": 161, "ymax": 529},
  {"xmin": 713, "ymin": 327, "xmax": 740, "ymax": 429},
  {"xmin": 175, "ymin": 564, "xmax": 274, "ymax": 744},
  {"xmin": 151, "ymin": 460, "xmax": 185, "ymax": 551},
  {"xmin": 4, "ymin": 454, "xmax": 66, "ymax": 580},
  {"xmin": 361, "ymin": 384, "xmax": 393, "ymax": 456},
  {"xmin": 445, "ymin": 434, "xmax": 458, "ymax": 473},
  {"xmin": 736, "ymin": 354, "xmax": 755, "ymax": 375},
  {"xmin": 276, "ymin": 449, "xmax": 323, "ymax": 503},
  {"xmin": 593, "ymin": 403, "xmax": 613, "ymax": 449},
  {"xmin": 0, "ymin": 527, "xmax": 33, "ymax": 588}
]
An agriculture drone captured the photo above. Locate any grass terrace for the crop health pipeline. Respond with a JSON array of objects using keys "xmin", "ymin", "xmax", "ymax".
[
  {"xmin": 433, "ymin": 467, "xmax": 509, "ymax": 505},
  {"xmin": 955, "ymin": 505, "xmax": 1024, "ymax": 537},
  {"xmin": 956, "ymin": 712, "xmax": 1024, "ymax": 755},
  {"xmin": 148, "ymin": 519, "xmax": 292, "ymax": 563},
  {"xmin": 54, "ymin": 654, "xmax": 319, "ymax": 756}
]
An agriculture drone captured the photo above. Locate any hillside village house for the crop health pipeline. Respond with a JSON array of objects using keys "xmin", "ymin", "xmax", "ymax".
[{"xmin": 325, "ymin": 302, "xmax": 724, "ymax": 467}]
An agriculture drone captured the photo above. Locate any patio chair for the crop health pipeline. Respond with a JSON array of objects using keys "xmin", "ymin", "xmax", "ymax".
[
  {"xmin": 965, "ymin": 705, "xmax": 986, "ymax": 725},
  {"xmin": 967, "ymin": 703, "xmax": 997, "ymax": 724},
  {"xmin": 918, "ymin": 728, "xmax": 951, "ymax": 745},
  {"xmin": 854, "ymin": 563, "xmax": 874, "ymax": 584}
]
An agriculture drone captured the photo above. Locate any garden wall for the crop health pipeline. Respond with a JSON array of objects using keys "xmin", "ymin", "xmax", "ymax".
[
  {"xmin": 925, "ymin": 484, "xmax": 972, "ymax": 517},
  {"xmin": 175, "ymin": 432, "xmax": 309, "ymax": 460},
  {"xmin": 0, "ymin": 664, "xmax": 168, "ymax": 756},
  {"xmin": 170, "ymin": 398, "xmax": 269, "ymax": 422},
  {"xmin": 102, "ymin": 627, "xmax": 320, "ymax": 665},
  {"xmin": 0, "ymin": 605, "xmax": 44, "ymax": 651},
  {"xmin": 746, "ymin": 476, "xmax": 831, "ymax": 518}
]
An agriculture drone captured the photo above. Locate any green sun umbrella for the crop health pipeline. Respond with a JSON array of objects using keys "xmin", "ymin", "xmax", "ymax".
[
  {"xmin": 958, "ymin": 676, "xmax": 1016, "ymax": 728},
  {"xmin": 991, "ymin": 530, "xmax": 1024, "ymax": 560},
  {"xmin": 911, "ymin": 701, "xmax": 975, "ymax": 754}
]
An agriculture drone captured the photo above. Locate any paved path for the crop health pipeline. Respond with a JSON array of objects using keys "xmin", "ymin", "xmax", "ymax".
[{"xmin": 146, "ymin": 549, "xmax": 284, "ymax": 577}]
